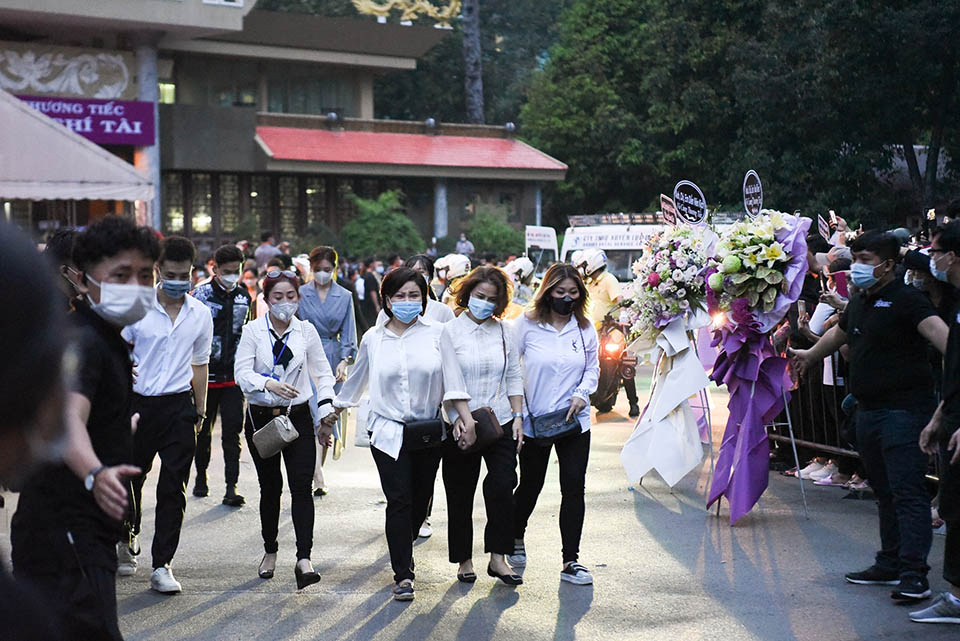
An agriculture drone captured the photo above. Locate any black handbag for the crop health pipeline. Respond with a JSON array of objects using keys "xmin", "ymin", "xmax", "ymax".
[
  {"xmin": 526, "ymin": 326, "xmax": 588, "ymax": 444},
  {"xmin": 403, "ymin": 416, "xmax": 445, "ymax": 451}
]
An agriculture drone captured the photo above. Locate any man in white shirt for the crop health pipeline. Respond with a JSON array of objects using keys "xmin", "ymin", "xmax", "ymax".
[{"xmin": 122, "ymin": 236, "xmax": 214, "ymax": 594}]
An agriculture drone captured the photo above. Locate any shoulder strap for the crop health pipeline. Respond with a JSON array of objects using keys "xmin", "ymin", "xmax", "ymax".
[{"xmin": 496, "ymin": 321, "xmax": 507, "ymax": 398}]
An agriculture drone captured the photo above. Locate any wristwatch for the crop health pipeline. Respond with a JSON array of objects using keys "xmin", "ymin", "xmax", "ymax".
[{"xmin": 84, "ymin": 465, "xmax": 107, "ymax": 492}]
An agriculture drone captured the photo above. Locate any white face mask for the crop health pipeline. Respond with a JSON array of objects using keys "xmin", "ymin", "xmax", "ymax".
[
  {"xmin": 314, "ymin": 271, "xmax": 333, "ymax": 286},
  {"xmin": 271, "ymin": 301, "xmax": 299, "ymax": 322},
  {"xmin": 219, "ymin": 273, "xmax": 240, "ymax": 289},
  {"xmin": 86, "ymin": 277, "xmax": 155, "ymax": 327}
]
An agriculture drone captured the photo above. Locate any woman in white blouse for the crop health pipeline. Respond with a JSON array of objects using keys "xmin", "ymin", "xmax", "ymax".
[
  {"xmin": 335, "ymin": 267, "xmax": 476, "ymax": 601},
  {"xmin": 374, "ymin": 254, "xmax": 455, "ymax": 325},
  {"xmin": 442, "ymin": 266, "xmax": 525, "ymax": 586},
  {"xmin": 508, "ymin": 263, "xmax": 599, "ymax": 586},
  {"xmin": 234, "ymin": 271, "xmax": 338, "ymax": 590}
]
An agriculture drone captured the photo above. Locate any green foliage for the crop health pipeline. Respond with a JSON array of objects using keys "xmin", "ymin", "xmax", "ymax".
[
  {"xmin": 466, "ymin": 207, "xmax": 525, "ymax": 257},
  {"xmin": 338, "ymin": 190, "xmax": 425, "ymax": 258},
  {"xmin": 290, "ymin": 222, "xmax": 340, "ymax": 256}
]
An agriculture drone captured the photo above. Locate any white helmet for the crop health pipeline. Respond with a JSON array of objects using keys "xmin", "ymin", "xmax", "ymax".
[
  {"xmin": 572, "ymin": 248, "xmax": 606, "ymax": 277},
  {"xmin": 435, "ymin": 253, "xmax": 471, "ymax": 280},
  {"xmin": 505, "ymin": 256, "xmax": 534, "ymax": 281}
]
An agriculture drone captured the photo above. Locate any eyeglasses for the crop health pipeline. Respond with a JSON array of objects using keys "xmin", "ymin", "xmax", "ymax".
[{"xmin": 265, "ymin": 270, "xmax": 297, "ymax": 279}]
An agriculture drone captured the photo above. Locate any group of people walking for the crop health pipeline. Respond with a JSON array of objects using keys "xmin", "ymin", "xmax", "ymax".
[{"xmin": 6, "ymin": 214, "xmax": 602, "ymax": 639}]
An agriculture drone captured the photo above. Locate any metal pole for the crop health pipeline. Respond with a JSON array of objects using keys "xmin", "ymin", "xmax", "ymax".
[{"xmin": 782, "ymin": 389, "xmax": 810, "ymax": 519}]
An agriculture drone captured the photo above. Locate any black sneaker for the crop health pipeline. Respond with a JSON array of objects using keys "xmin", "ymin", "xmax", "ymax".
[
  {"xmin": 393, "ymin": 579, "xmax": 414, "ymax": 601},
  {"xmin": 628, "ymin": 403, "xmax": 640, "ymax": 418},
  {"xmin": 845, "ymin": 565, "xmax": 900, "ymax": 585},
  {"xmin": 892, "ymin": 575, "xmax": 931, "ymax": 602},
  {"xmin": 192, "ymin": 475, "xmax": 208, "ymax": 498},
  {"xmin": 222, "ymin": 485, "xmax": 245, "ymax": 507}
]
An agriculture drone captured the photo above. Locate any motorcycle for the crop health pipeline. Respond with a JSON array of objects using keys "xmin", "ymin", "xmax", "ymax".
[{"xmin": 590, "ymin": 313, "xmax": 638, "ymax": 413}]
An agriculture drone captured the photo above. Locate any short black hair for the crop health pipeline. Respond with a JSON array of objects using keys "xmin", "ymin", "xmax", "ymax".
[
  {"xmin": 277, "ymin": 253, "xmax": 294, "ymax": 270},
  {"xmin": 72, "ymin": 215, "xmax": 160, "ymax": 272},
  {"xmin": 828, "ymin": 257, "xmax": 852, "ymax": 273},
  {"xmin": 850, "ymin": 231, "xmax": 900, "ymax": 261},
  {"xmin": 214, "ymin": 244, "xmax": 244, "ymax": 266},
  {"xmin": 0, "ymin": 221, "xmax": 66, "ymax": 436},
  {"xmin": 381, "ymin": 266, "xmax": 428, "ymax": 317},
  {"xmin": 261, "ymin": 230, "xmax": 275, "ymax": 243},
  {"xmin": 387, "ymin": 253, "xmax": 401, "ymax": 265},
  {"xmin": 806, "ymin": 234, "xmax": 831, "ymax": 254},
  {"xmin": 363, "ymin": 257, "xmax": 376, "ymax": 268},
  {"xmin": 405, "ymin": 254, "xmax": 435, "ymax": 280},
  {"xmin": 43, "ymin": 228, "xmax": 78, "ymax": 267},
  {"xmin": 934, "ymin": 220, "xmax": 960, "ymax": 254},
  {"xmin": 159, "ymin": 235, "xmax": 197, "ymax": 265}
]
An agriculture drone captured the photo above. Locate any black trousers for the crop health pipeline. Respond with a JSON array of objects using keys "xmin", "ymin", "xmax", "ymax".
[
  {"xmin": 194, "ymin": 384, "xmax": 244, "ymax": 487},
  {"xmin": 14, "ymin": 534, "xmax": 123, "ymax": 641},
  {"xmin": 939, "ymin": 441, "xmax": 960, "ymax": 588},
  {"xmin": 371, "ymin": 443, "xmax": 442, "ymax": 583},
  {"xmin": 245, "ymin": 403, "xmax": 316, "ymax": 560},
  {"xmin": 130, "ymin": 392, "xmax": 197, "ymax": 569},
  {"xmin": 623, "ymin": 377, "xmax": 638, "ymax": 404},
  {"xmin": 513, "ymin": 429, "xmax": 591, "ymax": 564},
  {"xmin": 442, "ymin": 426, "xmax": 517, "ymax": 563},
  {"xmin": 856, "ymin": 408, "xmax": 932, "ymax": 579}
]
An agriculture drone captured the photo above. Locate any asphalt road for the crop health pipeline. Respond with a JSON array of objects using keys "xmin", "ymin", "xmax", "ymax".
[{"xmin": 1, "ymin": 373, "xmax": 954, "ymax": 640}]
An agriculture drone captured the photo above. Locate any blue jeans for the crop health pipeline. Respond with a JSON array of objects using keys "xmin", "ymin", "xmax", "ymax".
[{"xmin": 856, "ymin": 409, "xmax": 932, "ymax": 579}]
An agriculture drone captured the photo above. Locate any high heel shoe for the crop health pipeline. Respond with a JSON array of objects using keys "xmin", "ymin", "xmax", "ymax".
[
  {"xmin": 258, "ymin": 554, "xmax": 275, "ymax": 579},
  {"xmin": 487, "ymin": 564, "xmax": 523, "ymax": 586},
  {"xmin": 295, "ymin": 562, "xmax": 321, "ymax": 590}
]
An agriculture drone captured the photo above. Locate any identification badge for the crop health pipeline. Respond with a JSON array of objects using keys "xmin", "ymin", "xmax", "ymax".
[{"xmin": 270, "ymin": 365, "xmax": 284, "ymax": 381}]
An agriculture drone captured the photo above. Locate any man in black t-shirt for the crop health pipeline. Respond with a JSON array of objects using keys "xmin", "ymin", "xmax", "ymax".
[
  {"xmin": 916, "ymin": 221, "xmax": 960, "ymax": 623},
  {"xmin": 792, "ymin": 231, "xmax": 948, "ymax": 604},
  {"xmin": 11, "ymin": 216, "xmax": 160, "ymax": 641}
]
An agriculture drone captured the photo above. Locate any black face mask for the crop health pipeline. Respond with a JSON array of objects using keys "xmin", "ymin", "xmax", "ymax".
[{"xmin": 550, "ymin": 295, "xmax": 576, "ymax": 316}]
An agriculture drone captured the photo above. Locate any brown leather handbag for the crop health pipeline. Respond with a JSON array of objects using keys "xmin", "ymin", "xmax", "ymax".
[{"xmin": 458, "ymin": 323, "xmax": 508, "ymax": 454}]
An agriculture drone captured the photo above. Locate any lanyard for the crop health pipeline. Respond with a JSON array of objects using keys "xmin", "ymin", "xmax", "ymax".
[{"xmin": 264, "ymin": 316, "xmax": 292, "ymax": 377}]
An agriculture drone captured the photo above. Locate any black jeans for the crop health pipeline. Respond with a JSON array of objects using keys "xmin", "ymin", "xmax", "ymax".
[
  {"xmin": 130, "ymin": 392, "xmax": 198, "ymax": 569},
  {"xmin": 513, "ymin": 429, "xmax": 591, "ymax": 564},
  {"xmin": 939, "ymin": 440, "xmax": 960, "ymax": 588},
  {"xmin": 623, "ymin": 377, "xmax": 638, "ymax": 404},
  {"xmin": 441, "ymin": 425, "xmax": 518, "ymax": 563},
  {"xmin": 855, "ymin": 408, "xmax": 932, "ymax": 579},
  {"xmin": 245, "ymin": 403, "xmax": 317, "ymax": 560},
  {"xmin": 371, "ymin": 443, "xmax": 442, "ymax": 583},
  {"xmin": 194, "ymin": 384, "xmax": 244, "ymax": 487}
]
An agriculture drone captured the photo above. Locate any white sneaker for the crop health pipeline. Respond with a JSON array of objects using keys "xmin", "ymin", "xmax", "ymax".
[
  {"xmin": 418, "ymin": 519, "xmax": 432, "ymax": 539},
  {"xmin": 150, "ymin": 565, "xmax": 182, "ymax": 594},
  {"xmin": 798, "ymin": 460, "xmax": 825, "ymax": 479},
  {"xmin": 809, "ymin": 462, "xmax": 838, "ymax": 481},
  {"xmin": 560, "ymin": 563, "xmax": 593, "ymax": 585},
  {"xmin": 117, "ymin": 541, "xmax": 138, "ymax": 577}
]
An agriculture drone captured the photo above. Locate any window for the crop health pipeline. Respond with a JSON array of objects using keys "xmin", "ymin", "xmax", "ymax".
[
  {"xmin": 176, "ymin": 57, "xmax": 257, "ymax": 108},
  {"xmin": 337, "ymin": 179, "xmax": 356, "ymax": 221},
  {"xmin": 305, "ymin": 178, "xmax": 327, "ymax": 228},
  {"xmin": 163, "ymin": 173, "xmax": 184, "ymax": 233},
  {"xmin": 158, "ymin": 82, "xmax": 176, "ymax": 105},
  {"xmin": 219, "ymin": 174, "xmax": 240, "ymax": 234},
  {"xmin": 190, "ymin": 173, "xmax": 213, "ymax": 234},
  {"xmin": 278, "ymin": 177, "xmax": 299, "ymax": 238},
  {"xmin": 266, "ymin": 64, "xmax": 357, "ymax": 116},
  {"xmin": 250, "ymin": 175, "xmax": 272, "ymax": 232}
]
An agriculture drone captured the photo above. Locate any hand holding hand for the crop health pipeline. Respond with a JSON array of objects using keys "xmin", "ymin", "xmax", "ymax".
[
  {"xmin": 93, "ymin": 465, "xmax": 141, "ymax": 521},
  {"xmin": 335, "ymin": 360, "xmax": 348, "ymax": 383},
  {"xmin": 458, "ymin": 416, "xmax": 477, "ymax": 450}
]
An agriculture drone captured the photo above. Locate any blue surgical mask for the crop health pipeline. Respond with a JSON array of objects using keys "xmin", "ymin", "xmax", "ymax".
[
  {"xmin": 930, "ymin": 256, "xmax": 950, "ymax": 282},
  {"xmin": 161, "ymin": 279, "xmax": 191, "ymax": 299},
  {"xmin": 850, "ymin": 262, "xmax": 879, "ymax": 289},
  {"xmin": 468, "ymin": 296, "xmax": 496, "ymax": 320},
  {"xmin": 391, "ymin": 300, "xmax": 421, "ymax": 324}
]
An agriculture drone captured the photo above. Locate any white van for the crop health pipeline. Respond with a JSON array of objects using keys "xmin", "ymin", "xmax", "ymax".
[{"xmin": 559, "ymin": 213, "xmax": 666, "ymax": 282}]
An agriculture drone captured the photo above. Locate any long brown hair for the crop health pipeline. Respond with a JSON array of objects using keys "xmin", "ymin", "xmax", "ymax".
[
  {"xmin": 451, "ymin": 266, "xmax": 513, "ymax": 318},
  {"xmin": 528, "ymin": 263, "xmax": 590, "ymax": 328}
]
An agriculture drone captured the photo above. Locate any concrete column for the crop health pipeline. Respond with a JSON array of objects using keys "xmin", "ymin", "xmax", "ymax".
[
  {"xmin": 134, "ymin": 41, "xmax": 161, "ymax": 230},
  {"xmin": 357, "ymin": 73, "xmax": 374, "ymax": 119},
  {"xmin": 535, "ymin": 183, "xmax": 543, "ymax": 226},
  {"xmin": 434, "ymin": 178, "xmax": 448, "ymax": 239}
]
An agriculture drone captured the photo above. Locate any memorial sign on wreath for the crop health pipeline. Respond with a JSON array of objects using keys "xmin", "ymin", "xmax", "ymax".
[
  {"xmin": 742, "ymin": 170, "xmax": 762, "ymax": 218},
  {"xmin": 672, "ymin": 180, "xmax": 707, "ymax": 226},
  {"xmin": 659, "ymin": 194, "xmax": 677, "ymax": 226}
]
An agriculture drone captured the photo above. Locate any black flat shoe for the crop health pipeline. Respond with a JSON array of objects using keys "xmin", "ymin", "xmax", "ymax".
[
  {"xmin": 258, "ymin": 555, "xmax": 274, "ymax": 580},
  {"xmin": 295, "ymin": 564, "xmax": 321, "ymax": 590},
  {"xmin": 457, "ymin": 571, "xmax": 477, "ymax": 583},
  {"xmin": 487, "ymin": 565, "xmax": 523, "ymax": 586}
]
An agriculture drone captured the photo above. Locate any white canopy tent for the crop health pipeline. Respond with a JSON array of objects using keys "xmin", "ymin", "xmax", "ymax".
[{"xmin": 0, "ymin": 89, "xmax": 154, "ymax": 202}]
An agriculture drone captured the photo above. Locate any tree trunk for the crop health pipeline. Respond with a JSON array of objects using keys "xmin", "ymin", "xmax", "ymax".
[
  {"xmin": 901, "ymin": 136, "xmax": 924, "ymax": 201},
  {"xmin": 923, "ymin": 57, "xmax": 956, "ymax": 206},
  {"xmin": 461, "ymin": 0, "xmax": 485, "ymax": 124}
]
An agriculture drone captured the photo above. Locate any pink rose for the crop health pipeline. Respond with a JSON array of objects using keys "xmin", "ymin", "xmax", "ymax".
[{"xmin": 647, "ymin": 272, "xmax": 661, "ymax": 288}]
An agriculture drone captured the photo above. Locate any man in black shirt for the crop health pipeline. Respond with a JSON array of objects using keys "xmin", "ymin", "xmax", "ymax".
[
  {"xmin": 792, "ymin": 231, "xmax": 948, "ymax": 603},
  {"xmin": 916, "ymin": 220, "xmax": 960, "ymax": 623},
  {"xmin": 191, "ymin": 244, "xmax": 251, "ymax": 506},
  {"xmin": 11, "ymin": 216, "xmax": 160, "ymax": 641}
]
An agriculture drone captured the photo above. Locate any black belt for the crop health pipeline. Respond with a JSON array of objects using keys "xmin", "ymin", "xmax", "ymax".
[
  {"xmin": 250, "ymin": 402, "xmax": 309, "ymax": 416},
  {"xmin": 133, "ymin": 391, "xmax": 192, "ymax": 401}
]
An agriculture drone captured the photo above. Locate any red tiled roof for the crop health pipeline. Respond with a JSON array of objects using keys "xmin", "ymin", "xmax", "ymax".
[{"xmin": 255, "ymin": 126, "xmax": 567, "ymax": 173}]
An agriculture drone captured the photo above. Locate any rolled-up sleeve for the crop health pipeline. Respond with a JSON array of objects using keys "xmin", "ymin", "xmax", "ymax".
[
  {"xmin": 234, "ymin": 324, "xmax": 265, "ymax": 396},
  {"xmin": 572, "ymin": 323, "xmax": 600, "ymax": 401},
  {"xmin": 335, "ymin": 333, "xmax": 370, "ymax": 409}
]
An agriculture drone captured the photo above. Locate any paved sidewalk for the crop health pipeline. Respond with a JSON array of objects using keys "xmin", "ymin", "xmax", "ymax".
[{"xmin": 0, "ymin": 378, "xmax": 953, "ymax": 640}]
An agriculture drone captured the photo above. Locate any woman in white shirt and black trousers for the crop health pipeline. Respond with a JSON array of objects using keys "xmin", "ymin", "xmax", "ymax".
[
  {"xmin": 509, "ymin": 263, "xmax": 599, "ymax": 586},
  {"xmin": 235, "ymin": 271, "xmax": 338, "ymax": 590},
  {"xmin": 442, "ymin": 266, "xmax": 525, "ymax": 585},
  {"xmin": 335, "ymin": 267, "xmax": 475, "ymax": 602}
]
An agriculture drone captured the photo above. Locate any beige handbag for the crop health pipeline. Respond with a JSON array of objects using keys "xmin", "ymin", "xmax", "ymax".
[{"xmin": 251, "ymin": 403, "xmax": 299, "ymax": 458}]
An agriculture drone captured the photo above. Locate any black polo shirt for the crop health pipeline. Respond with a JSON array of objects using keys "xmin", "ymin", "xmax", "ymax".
[
  {"xmin": 940, "ymin": 298, "xmax": 960, "ymax": 432},
  {"xmin": 11, "ymin": 303, "xmax": 134, "ymax": 572},
  {"xmin": 838, "ymin": 278, "xmax": 937, "ymax": 412}
]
